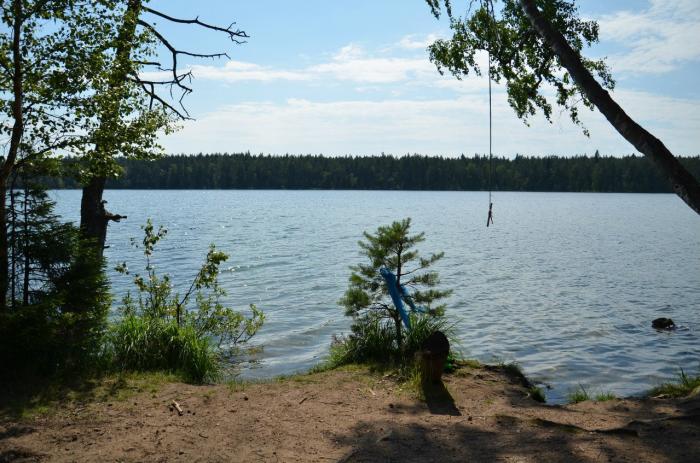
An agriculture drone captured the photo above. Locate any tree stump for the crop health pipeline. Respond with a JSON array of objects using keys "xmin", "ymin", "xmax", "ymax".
[{"xmin": 417, "ymin": 331, "xmax": 450, "ymax": 383}]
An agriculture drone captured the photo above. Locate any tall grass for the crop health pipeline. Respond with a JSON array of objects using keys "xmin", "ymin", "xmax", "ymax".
[
  {"xmin": 107, "ymin": 316, "xmax": 219, "ymax": 383},
  {"xmin": 327, "ymin": 314, "xmax": 455, "ymax": 370},
  {"xmin": 594, "ymin": 392, "xmax": 617, "ymax": 402},
  {"xmin": 328, "ymin": 317, "xmax": 396, "ymax": 367},
  {"xmin": 567, "ymin": 386, "xmax": 619, "ymax": 403},
  {"xmin": 649, "ymin": 370, "xmax": 700, "ymax": 398},
  {"xmin": 567, "ymin": 384, "xmax": 590, "ymax": 404}
]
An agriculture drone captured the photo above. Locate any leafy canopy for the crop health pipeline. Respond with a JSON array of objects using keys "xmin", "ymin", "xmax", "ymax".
[
  {"xmin": 0, "ymin": 1, "xmax": 173, "ymax": 176},
  {"xmin": 426, "ymin": 0, "xmax": 614, "ymax": 136}
]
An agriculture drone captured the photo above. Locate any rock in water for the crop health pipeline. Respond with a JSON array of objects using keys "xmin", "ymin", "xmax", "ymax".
[{"xmin": 652, "ymin": 318, "xmax": 675, "ymax": 330}]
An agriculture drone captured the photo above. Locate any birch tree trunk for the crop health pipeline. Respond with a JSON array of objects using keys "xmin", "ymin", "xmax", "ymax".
[{"xmin": 520, "ymin": 0, "xmax": 700, "ymax": 215}]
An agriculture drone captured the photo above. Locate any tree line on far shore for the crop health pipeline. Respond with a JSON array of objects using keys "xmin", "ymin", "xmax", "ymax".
[{"xmin": 45, "ymin": 153, "xmax": 700, "ymax": 193}]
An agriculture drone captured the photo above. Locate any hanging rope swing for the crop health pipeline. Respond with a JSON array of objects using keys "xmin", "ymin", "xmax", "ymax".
[
  {"xmin": 485, "ymin": 0, "xmax": 496, "ymax": 228},
  {"xmin": 486, "ymin": 44, "xmax": 494, "ymax": 227}
]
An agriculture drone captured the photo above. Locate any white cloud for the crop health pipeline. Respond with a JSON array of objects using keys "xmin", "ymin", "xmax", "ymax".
[
  {"xmin": 151, "ymin": 27, "xmax": 699, "ymax": 159},
  {"xmin": 396, "ymin": 33, "xmax": 441, "ymax": 50},
  {"xmin": 310, "ymin": 56, "xmax": 433, "ymax": 83},
  {"xmin": 309, "ymin": 44, "xmax": 436, "ymax": 84},
  {"xmin": 177, "ymin": 43, "xmax": 438, "ymax": 85},
  {"xmin": 138, "ymin": 60, "xmax": 310, "ymax": 84},
  {"xmin": 432, "ymin": 78, "xmax": 490, "ymax": 93},
  {"xmin": 162, "ymin": 96, "xmax": 489, "ymax": 156},
  {"xmin": 190, "ymin": 60, "xmax": 311, "ymax": 82},
  {"xmin": 333, "ymin": 43, "xmax": 364, "ymax": 61},
  {"xmin": 599, "ymin": 0, "xmax": 700, "ymax": 73},
  {"xmin": 160, "ymin": 90, "xmax": 700, "ymax": 157}
]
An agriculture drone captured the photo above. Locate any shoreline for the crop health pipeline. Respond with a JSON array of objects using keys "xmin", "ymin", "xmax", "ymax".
[{"xmin": 2, "ymin": 363, "xmax": 698, "ymax": 462}]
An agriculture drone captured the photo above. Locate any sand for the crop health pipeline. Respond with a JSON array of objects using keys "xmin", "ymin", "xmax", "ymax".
[{"xmin": 1, "ymin": 364, "xmax": 699, "ymax": 462}]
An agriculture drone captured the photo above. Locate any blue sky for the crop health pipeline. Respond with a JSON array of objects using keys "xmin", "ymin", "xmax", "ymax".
[{"xmin": 146, "ymin": 0, "xmax": 700, "ymax": 157}]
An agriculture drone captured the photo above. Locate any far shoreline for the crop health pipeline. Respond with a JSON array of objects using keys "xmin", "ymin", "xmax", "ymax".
[{"xmin": 49, "ymin": 188, "xmax": 679, "ymax": 194}]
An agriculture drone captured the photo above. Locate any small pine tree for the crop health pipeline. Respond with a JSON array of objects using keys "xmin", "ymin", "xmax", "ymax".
[
  {"xmin": 2, "ymin": 161, "xmax": 110, "ymax": 376},
  {"xmin": 340, "ymin": 218, "xmax": 451, "ymax": 358}
]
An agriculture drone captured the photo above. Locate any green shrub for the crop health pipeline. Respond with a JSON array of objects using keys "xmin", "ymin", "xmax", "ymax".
[
  {"xmin": 107, "ymin": 220, "xmax": 264, "ymax": 383},
  {"xmin": 329, "ymin": 313, "xmax": 454, "ymax": 369},
  {"xmin": 328, "ymin": 316, "xmax": 396, "ymax": 366},
  {"xmin": 649, "ymin": 369, "xmax": 700, "ymax": 398},
  {"xmin": 528, "ymin": 386, "xmax": 546, "ymax": 403},
  {"xmin": 567, "ymin": 385, "xmax": 591, "ymax": 404},
  {"xmin": 0, "ymin": 306, "xmax": 61, "ymax": 379},
  {"xmin": 594, "ymin": 392, "xmax": 617, "ymax": 402},
  {"xmin": 403, "ymin": 314, "xmax": 454, "ymax": 361}
]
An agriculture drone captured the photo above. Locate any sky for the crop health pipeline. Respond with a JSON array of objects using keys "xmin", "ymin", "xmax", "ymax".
[{"xmin": 145, "ymin": 0, "xmax": 700, "ymax": 158}]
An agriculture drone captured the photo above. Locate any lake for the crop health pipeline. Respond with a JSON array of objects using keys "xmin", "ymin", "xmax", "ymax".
[{"xmin": 52, "ymin": 190, "xmax": 700, "ymax": 403}]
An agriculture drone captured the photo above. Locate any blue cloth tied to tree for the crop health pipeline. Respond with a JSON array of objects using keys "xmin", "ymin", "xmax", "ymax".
[{"xmin": 380, "ymin": 267, "xmax": 427, "ymax": 330}]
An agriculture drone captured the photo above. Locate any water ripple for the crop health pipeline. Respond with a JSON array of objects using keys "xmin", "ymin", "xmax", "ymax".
[{"xmin": 51, "ymin": 190, "xmax": 700, "ymax": 403}]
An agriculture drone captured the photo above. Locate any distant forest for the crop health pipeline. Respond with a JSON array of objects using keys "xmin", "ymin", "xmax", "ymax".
[{"xmin": 47, "ymin": 153, "xmax": 700, "ymax": 192}]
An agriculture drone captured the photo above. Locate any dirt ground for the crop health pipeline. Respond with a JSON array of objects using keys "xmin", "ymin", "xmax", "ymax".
[{"xmin": 1, "ymin": 364, "xmax": 699, "ymax": 462}]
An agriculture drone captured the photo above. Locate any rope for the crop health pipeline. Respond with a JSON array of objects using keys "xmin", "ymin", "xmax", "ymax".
[
  {"xmin": 488, "ymin": 46, "xmax": 493, "ymax": 207},
  {"xmin": 486, "ymin": 0, "xmax": 495, "ymax": 227}
]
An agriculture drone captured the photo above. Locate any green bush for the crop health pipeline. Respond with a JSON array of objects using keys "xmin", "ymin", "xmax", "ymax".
[
  {"xmin": 567, "ymin": 385, "xmax": 591, "ymax": 404},
  {"xmin": 107, "ymin": 220, "xmax": 264, "ymax": 383},
  {"xmin": 649, "ymin": 369, "xmax": 700, "ymax": 398},
  {"xmin": 0, "ymin": 255, "xmax": 110, "ymax": 379},
  {"xmin": 329, "ymin": 313, "xmax": 453, "ymax": 369},
  {"xmin": 528, "ymin": 386, "xmax": 547, "ymax": 403},
  {"xmin": 402, "ymin": 315, "xmax": 453, "ymax": 360},
  {"xmin": 329, "ymin": 316, "xmax": 397, "ymax": 366},
  {"xmin": 108, "ymin": 316, "xmax": 218, "ymax": 383},
  {"xmin": 0, "ymin": 306, "xmax": 60, "ymax": 379}
]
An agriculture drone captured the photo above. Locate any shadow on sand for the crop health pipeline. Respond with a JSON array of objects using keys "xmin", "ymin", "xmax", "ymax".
[{"xmin": 422, "ymin": 380, "xmax": 461, "ymax": 416}]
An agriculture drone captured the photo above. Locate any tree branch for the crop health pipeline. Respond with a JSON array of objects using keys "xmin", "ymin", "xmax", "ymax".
[
  {"xmin": 142, "ymin": 6, "xmax": 249, "ymax": 43},
  {"xmin": 130, "ymin": 73, "xmax": 192, "ymax": 119},
  {"xmin": 519, "ymin": 0, "xmax": 700, "ymax": 214}
]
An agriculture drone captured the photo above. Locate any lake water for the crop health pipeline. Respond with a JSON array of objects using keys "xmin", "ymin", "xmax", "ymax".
[{"xmin": 52, "ymin": 190, "xmax": 700, "ymax": 403}]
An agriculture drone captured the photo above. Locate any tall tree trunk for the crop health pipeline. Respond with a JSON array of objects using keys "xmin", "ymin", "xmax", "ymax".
[
  {"xmin": 393, "ymin": 314, "xmax": 403, "ymax": 355},
  {"xmin": 80, "ymin": 176, "xmax": 110, "ymax": 256},
  {"xmin": 0, "ymin": 0, "xmax": 25, "ymax": 311},
  {"xmin": 9, "ymin": 177, "xmax": 17, "ymax": 308},
  {"xmin": 79, "ymin": 0, "xmax": 141, "ymax": 252},
  {"xmin": 519, "ymin": 0, "xmax": 700, "ymax": 215},
  {"xmin": 0, "ymin": 180, "xmax": 8, "ymax": 311},
  {"xmin": 22, "ymin": 185, "xmax": 29, "ymax": 306}
]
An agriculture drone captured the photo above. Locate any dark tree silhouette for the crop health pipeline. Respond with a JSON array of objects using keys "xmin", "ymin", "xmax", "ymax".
[{"xmin": 43, "ymin": 153, "xmax": 700, "ymax": 193}]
